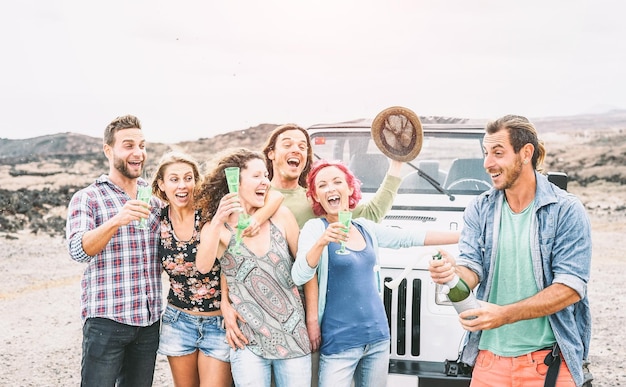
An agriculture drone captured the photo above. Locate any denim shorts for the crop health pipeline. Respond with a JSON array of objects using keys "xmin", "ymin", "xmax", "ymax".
[{"xmin": 158, "ymin": 304, "xmax": 230, "ymax": 362}]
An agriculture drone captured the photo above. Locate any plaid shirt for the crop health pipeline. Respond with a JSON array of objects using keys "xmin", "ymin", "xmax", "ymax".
[{"xmin": 66, "ymin": 174, "xmax": 162, "ymax": 326}]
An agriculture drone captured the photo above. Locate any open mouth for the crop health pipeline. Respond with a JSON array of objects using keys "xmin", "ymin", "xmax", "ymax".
[
  {"xmin": 175, "ymin": 192, "xmax": 188, "ymax": 199},
  {"xmin": 255, "ymin": 189, "xmax": 267, "ymax": 199},
  {"xmin": 327, "ymin": 194, "xmax": 341, "ymax": 208},
  {"xmin": 287, "ymin": 157, "xmax": 301, "ymax": 168}
]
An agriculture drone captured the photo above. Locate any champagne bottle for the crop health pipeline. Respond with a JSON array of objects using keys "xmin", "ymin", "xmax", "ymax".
[{"xmin": 433, "ymin": 251, "xmax": 480, "ymax": 319}]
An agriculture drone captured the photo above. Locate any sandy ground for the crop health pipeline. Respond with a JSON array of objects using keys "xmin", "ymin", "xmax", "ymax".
[{"xmin": 1, "ymin": 185, "xmax": 625, "ymax": 386}]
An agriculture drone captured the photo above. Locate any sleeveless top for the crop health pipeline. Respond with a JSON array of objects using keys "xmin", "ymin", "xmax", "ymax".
[
  {"xmin": 320, "ymin": 220, "xmax": 390, "ymax": 355},
  {"xmin": 219, "ymin": 221, "xmax": 311, "ymax": 359},
  {"xmin": 159, "ymin": 206, "xmax": 222, "ymax": 312}
]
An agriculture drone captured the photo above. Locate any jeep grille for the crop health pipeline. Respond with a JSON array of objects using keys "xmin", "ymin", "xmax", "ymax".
[
  {"xmin": 383, "ymin": 277, "xmax": 421, "ymax": 356},
  {"xmin": 384, "ymin": 215, "xmax": 436, "ymax": 223}
]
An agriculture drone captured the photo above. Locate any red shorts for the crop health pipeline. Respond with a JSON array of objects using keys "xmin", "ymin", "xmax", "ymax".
[{"xmin": 470, "ymin": 349, "xmax": 576, "ymax": 387}]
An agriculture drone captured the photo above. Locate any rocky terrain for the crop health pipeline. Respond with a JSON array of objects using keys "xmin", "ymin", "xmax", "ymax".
[
  {"xmin": 1, "ymin": 111, "xmax": 625, "ymax": 386},
  {"xmin": 1, "ymin": 112, "xmax": 625, "ymax": 237},
  {"xmin": 0, "ymin": 123, "xmax": 283, "ymax": 236}
]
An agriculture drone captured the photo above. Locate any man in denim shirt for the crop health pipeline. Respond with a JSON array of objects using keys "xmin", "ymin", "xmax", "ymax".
[{"xmin": 430, "ymin": 115, "xmax": 592, "ymax": 387}]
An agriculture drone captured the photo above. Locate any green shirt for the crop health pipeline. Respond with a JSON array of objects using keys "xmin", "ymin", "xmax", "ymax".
[
  {"xmin": 479, "ymin": 198, "xmax": 555, "ymax": 357},
  {"xmin": 273, "ymin": 174, "xmax": 402, "ymax": 229}
]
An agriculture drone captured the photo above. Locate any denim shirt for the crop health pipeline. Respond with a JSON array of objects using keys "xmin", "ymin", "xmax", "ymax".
[{"xmin": 456, "ymin": 172, "xmax": 592, "ymax": 387}]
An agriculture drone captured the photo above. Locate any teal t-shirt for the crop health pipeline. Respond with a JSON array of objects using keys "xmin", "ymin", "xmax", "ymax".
[{"xmin": 479, "ymin": 198, "xmax": 556, "ymax": 357}]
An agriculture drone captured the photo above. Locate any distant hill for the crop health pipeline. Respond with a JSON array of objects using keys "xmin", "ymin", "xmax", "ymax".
[
  {"xmin": 530, "ymin": 109, "xmax": 626, "ymax": 133},
  {"xmin": 1, "ymin": 112, "xmax": 625, "ymax": 237},
  {"xmin": 0, "ymin": 124, "xmax": 280, "ymax": 171},
  {"xmin": 0, "ymin": 123, "xmax": 282, "ymax": 236},
  {"xmin": 2, "ymin": 110, "xmax": 626, "ymax": 164}
]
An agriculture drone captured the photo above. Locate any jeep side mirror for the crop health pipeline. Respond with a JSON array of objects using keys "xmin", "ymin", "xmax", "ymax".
[{"xmin": 547, "ymin": 171, "xmax": 568, "ymax": 191}]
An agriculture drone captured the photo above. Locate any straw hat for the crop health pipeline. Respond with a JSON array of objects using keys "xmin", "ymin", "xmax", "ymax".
[{"xmin": 371, "ymin": 106, "xmax": 423, "ymax": 162}]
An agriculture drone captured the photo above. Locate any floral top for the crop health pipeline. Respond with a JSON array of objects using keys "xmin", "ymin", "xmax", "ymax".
[{"xmin": 159, "ymin": 206, "xmax": 221, "ymax": 312}]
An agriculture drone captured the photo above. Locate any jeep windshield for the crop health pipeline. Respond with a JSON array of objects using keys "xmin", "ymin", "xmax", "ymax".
[{"xmin": 308, "ymin": 123, "xmax": 492, "ymax": 196}]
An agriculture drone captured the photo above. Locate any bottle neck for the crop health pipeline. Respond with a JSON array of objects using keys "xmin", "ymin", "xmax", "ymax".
[{"xmin": 446, "ymin": 275, "xmax": 460, "ymax": 288}]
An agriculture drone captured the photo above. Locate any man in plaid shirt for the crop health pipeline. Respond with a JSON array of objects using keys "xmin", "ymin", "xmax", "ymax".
[{"xmin": 66, "ymin": 115, "xmax": 163, "ymax": 387}]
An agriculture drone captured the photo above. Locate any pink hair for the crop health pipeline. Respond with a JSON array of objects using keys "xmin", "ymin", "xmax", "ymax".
[{"xmin": 306, "ymin": 159, "xmax": 362, "ymax": 217}]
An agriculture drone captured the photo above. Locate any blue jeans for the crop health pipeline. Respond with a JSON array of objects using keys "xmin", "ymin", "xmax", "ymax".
[
  {"xmin": 158, "ymin": 305, "xmax": 230, "ymax": 362},
  {"xmin": 319, "ymin": 339, "xmax": 389, "ymax": 387},
  {"xmin": 230, "ymin": 346, "xmax": 311, "ymax": 387},
  {"xmin": 81, "ymin": 317, "xmax": 160, "ymax": 387}
]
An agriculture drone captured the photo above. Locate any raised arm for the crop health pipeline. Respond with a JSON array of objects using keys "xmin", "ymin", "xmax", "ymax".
[
  {"xmin": 352, "ymin": 160, "xmax": 402, "ymax": 223},
  {"xmin": 292, "ymin": 219, "xmax": 346, "ymax": 286},
  {"xmin": 196, "ymin": 192, "xmax": 238, "ymax": 273},
  {"xmin": 68, "ymin": 193, "xmax": 151, "ymax": 260}
]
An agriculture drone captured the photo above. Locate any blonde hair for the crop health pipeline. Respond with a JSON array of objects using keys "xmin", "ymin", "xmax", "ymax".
[{"xmin": 150, "ymin": 151, "xmax": 202, "ymax": 202}]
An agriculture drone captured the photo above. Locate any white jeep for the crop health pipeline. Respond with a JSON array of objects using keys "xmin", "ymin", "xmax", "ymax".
[{"xmin": 307, "ymin": 118, "xmax": 567, "ymax": 386}]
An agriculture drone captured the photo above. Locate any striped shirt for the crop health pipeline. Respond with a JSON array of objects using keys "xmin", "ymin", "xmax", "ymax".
[{"xmin": 66, "ymin": 174, "xmax": 163, "ymax": 326}]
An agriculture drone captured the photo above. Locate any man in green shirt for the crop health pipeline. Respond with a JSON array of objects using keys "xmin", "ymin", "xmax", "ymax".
[
  {"xmin": 261, "ymin": 123, "xmax": 403, "ymax": 228},
  {"xmin": 261, "ymin": 123, "xmax": 404, "ymax": 387}
]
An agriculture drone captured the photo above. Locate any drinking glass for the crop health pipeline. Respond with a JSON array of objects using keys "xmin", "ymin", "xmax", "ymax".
[
  {"xmin": 225, "ymin": 167, "xmax": 240, "ymax": 194},
  {"xmin": 225, "ymin": 167, "xmax": 249, "ymax": 254},
  {"xmin": 231, "ymin": 213, "xmax": 251, "ymax": 254},
  {"xmin": 136, "ymin": 185, "xmax": 152, "ymax": 230},
  {"xmin": 335, "ymin": 210, "xmax": 352, "ymax": 255}
]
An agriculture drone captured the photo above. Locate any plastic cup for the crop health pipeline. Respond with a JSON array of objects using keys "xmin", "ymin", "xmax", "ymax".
[
  {"xmin": 336, "ymin": 210, "xmax": 352, "ymax": 255},
  {"xmin": 225, "ymin": 167, "xmax": 240, "ymax": 193},
  {"xmin": 229, "ymin": 213, "xmax": 251, "ymax": 254},
  {"xmin": 136, "ymin": 185, "xmax": 152, "ymax": 229}
]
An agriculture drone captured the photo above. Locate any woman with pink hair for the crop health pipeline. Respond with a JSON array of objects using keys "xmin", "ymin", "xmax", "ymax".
[{"xmin": 292, "ymin": 159, "xmax": 459, "ymax": 387}]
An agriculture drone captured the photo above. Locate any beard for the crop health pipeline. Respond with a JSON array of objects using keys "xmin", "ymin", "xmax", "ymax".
[
  {"xmin": 497, "ymin": 155, "xmax": 524, "ymax": 190},
  {"xmin": 113, "ymin": 155, "xmax": 142, "ymax": 180}
]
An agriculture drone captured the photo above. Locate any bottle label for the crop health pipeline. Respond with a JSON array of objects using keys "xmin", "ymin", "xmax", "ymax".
[{"xmin": 452, "ymin": 297, "xmax": 481, "ymax": 319}]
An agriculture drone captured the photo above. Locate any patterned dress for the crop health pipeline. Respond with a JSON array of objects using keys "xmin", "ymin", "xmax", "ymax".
[{"xmin": 219, "ymin": 221, "xmax": 310, "ymax": 359}]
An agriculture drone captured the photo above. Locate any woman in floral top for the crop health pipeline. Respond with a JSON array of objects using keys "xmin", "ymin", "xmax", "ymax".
[{"xmin": 152, "ymin": 151, "xmax": 282, "ymax": 387}]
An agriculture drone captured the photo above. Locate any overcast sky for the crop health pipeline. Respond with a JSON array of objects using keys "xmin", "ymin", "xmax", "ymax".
[{"xmin": 1, "ymin": 0, "xmax": 624, "ymax": 144}]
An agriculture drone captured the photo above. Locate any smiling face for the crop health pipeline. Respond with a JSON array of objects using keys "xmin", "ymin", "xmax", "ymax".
[
  {"xmin": 158, "ymin": 161, "xmax": 196, "ymax": 209},
  {"xmin": 267, "ymin": 129, "xmax": 309, "ymax": 188},
  {"xmin": 312, "ymin": 165, "xmax": 354, "ymax": 220},
  {"xmin": 239, "ymin": 158, "xmax": 271, "ymax": 211},
  {"xmin": 483, "ymin": 129, "xmax": 528, "ymax": 191},
  {"xmin": 105, "ymin": 128, "xmax": 146, "ymax": 181}
]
